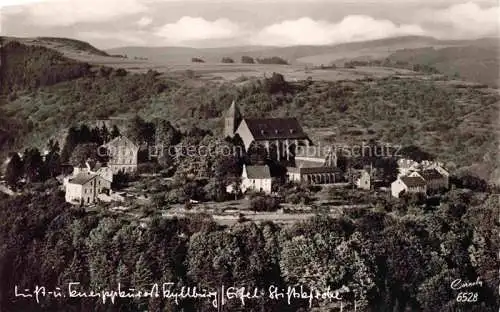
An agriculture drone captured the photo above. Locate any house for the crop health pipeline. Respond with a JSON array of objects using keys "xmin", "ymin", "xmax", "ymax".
[
  {"xmin": 397, "ymin": 158, "xmax": 420, "ymax": 177},
  {"xmin": 85, "ymin": 160, "xmax": 114, "ymax": 183},
  {"xmin": 65, "ymin": 172, "xmax": 111, "ymax": 205},
  {"xmin": 391, "ymin": 175, "xmax": 427, "ymax": 198},
  {"xmin": 240, "ymin": 164, "xmax": 272, "ymax": 194},
  {"xmin": 104, "ymin": 135, "xmax": 139, "ymax": 174},
  {"xmin": 287, "ymin": 156, "xmax": 341, "ymax": 184},
  {"xmin": 63, "ymin": 160, "xmax": 114, "ymax": 205},
  {"xmin": 418, "ymin": 168, "xmax": 449, "ymax": 191},
  {"xmin": 224, "ymin": 101, "xmax": 311, "ymax": 160},
  {"xmin": 63, "ymin": 160, "xmax": 113, "ymax": 186},
  {"xmin": 355, "ymin": 170, "xmax": 371, "ymax": 190}
]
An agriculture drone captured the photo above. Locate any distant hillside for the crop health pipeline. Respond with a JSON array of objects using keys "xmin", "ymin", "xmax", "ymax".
[
  {"xmin": 0, "ymin": 40, "xmax": 93, "ymax": 93},
  {"xmin": 36, "ymin": 37, "xmax": 110, "ymax": 56},
  {"xmin": 2, "ymin": 36, "xmax": 111, "ymax": 60},
  {"xmin": 387, "ymin": 40, "xmax": 499, "ymax": 87},
  {"xmin": 105, "ymin": 36, "xmax": 499, "ymax": 86},
  {"xmin": 107, "ymin": 36, "xmax": 454, "ymax": 64}
]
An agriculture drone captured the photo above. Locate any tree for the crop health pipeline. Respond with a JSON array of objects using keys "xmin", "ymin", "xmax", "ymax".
[
  {"xmin": 191, "ymin": 57, "xmax": 204, "ymax": 63},
  {"xmin": 399, "ymin": 145, "xmax": 435, "ymax": 162},
  {"xmin": 43, "ymin": 139, "xmax": 61, "ymax": 179},
  {"xmin": 23, "ymin": 148, "xmax": 43, "ymax": 183},
  {"xmin": 154, "ymin": 118, "xmax": 180, "ymax": 167},
  {"xmin": 110, "ymin": 125, "xmax": 120, "ymax": 139},
  {"xmin": 256, "ymin": 56, "xmax": 288, "ymax": 65},
  {"xmin": 250, "ymin": 194, "xmax": 280, "ymax": 212},
  {"xmin": 60, "ymin": 126, "xmax": 80, "ymax": 163},
  {"xmin": 69, "ymin": 143, "xmax": 99, "ymax": 167},
  {"xmin": 221, "ymin": 57, "xmax": 234, "ymax": 63},
  {"xmin": 151, "ymin": 193, "xmax": 166, "ymax": 209},
  {"xmin": 241, "ymin": 55, "xmax": 255, "ymax": 64},
  {"xmin": 126, "ymin": 115, "xmax": 154, "ymax": 146},
  {"xmin": 264, "ymin": 72, "xmax": 291, "ymax": 95},
  {"xmin": 4, "ymin": 152, "xmax": 23, "ymax": 187}
]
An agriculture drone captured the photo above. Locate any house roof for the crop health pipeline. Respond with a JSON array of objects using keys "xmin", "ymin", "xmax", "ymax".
[
  {"xmin": 296, "ymin": 159, "xmax": 325, "ymax": 168},
  {"xmin": 105, "ymin": 135, "xmax": 139, "ymax": 149},
  {"xmin": 243, "ymin": 118, "xmax": 309, "ymax": 141},
  {"xmin": 86, "ymin": 160, "xmax": 106, "ymax": 171},
  {"xmin": 245, "ymin": 165, "xmax": 271, "ymax": 179},
  {"xmin": 420, "ymin": 168, "xmax": 444, "ymax": 180},
  {"xmin": 400, "ymin": 176, "xmax": 426, "ymax": 187},
  {"xmin": 68, "ymin": 173, "xmax": 98, "ymax": 185}
]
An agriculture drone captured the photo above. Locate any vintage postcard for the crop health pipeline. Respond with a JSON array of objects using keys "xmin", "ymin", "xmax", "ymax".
[{"xmin": 0, "ymin": 0, "xmax": 498, "ymax": 311}]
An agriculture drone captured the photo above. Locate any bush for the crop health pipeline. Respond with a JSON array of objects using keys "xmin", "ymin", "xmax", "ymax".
[
  {"xmin": 241, "ymin": 56, "xmax": 255, "ymax": 64},
  {"xmin": 250, "ymin": 194, "xmax": 281, "ymax": 212},
  {"xmin": 256, "ymin": 56, "xmax": 288, "ymax": 65},
  {"xmin": 221, "ymin": 57, "xmax": 234, "ymax": 63},
  {"xmin": 191, "ymin": 58, "xmax": 205, "ymax": 63},
  {"xmin": 137, "ymin": 162, "xmax": 162, "ymax": 174}
]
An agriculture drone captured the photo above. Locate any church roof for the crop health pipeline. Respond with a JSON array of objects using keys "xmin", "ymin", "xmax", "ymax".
[
  {"xmin": 243, "ymin": 117, "xmax": 309, "ymax": 141},
  {"xmin": 245, "ymin": 165, "xmax": 271, "ymax": 179}
]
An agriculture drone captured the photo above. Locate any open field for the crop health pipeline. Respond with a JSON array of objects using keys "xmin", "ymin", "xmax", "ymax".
[{"xmin": 9, "ymin": 35, "xmax": 492, "ymax": 84}]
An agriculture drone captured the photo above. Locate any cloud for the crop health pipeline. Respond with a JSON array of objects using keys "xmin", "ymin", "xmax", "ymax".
[
  {"xmin": 154, "ymin": 16, "xmax": 242, "ymax": 45},
  {"xmin": 419, "ymin": 2, "xmax": 499, "ymax": 38},
  {"xmin": 15, "ymin": 0, "xmax": 148, "ymax": 26},
  {"xmin": 136, "ymin": 16, "xmax": 153, "ymax": 27},
  {"xmin": 251, "ymin": 16, "xmax": 425, "ymax": 46}
]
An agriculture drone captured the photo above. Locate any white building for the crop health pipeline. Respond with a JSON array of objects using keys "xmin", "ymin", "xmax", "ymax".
[
  {"xmin": 105, "ymin": 136, "xmax": 140, "ymax": 174},
  {"xmin": 65, "ymin": 172, "xmax": 111, "ymax": 205},
  {"xmin": 64, "ymin": 161, "xmax": 113, "ymax": 205},
  {"xmin": 240, "ymin": 164, "xmax": 272, "ymax": 194},
  {"xmin": 391, "ymin": 174, "xmax": 427, "ymax": 198},
  {"xmin": 286, "ymin": 155, "xmax": 341, "ymax": 184},
  {"xmin": 355, "ymin": 169, "xmax": 371, "ymax": 190},
  {"xmin": 397, "ymin": 158, "xmax": 420, "ymax": 178}
]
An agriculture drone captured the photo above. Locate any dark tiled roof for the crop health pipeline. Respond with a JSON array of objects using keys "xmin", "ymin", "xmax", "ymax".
[
  {"xmin": 105, "ymin": 135, "xmax": 139, "ymax": 149},
  {"xmin": 298, "ymin": 167, "xmax": 341, "ymax": 175},
  {"xmin": 246, "ymin": 165, "xmax": 271, "ymax": 179},
  {"xmin": 400, "ymin": 176, "xmax": 426, "ymax": 187},
  {"xmin": 69, "ymin": 173, "xmax": 97, "ymax": 185},
  {"xmin": 244, "ymin": 118, "xmax": 309, "ymax": 141},
  {"xmin": 296, "ymin": 159, "xmax": 324, "ymax": 168},
  {"xmin": 420, "ymin": 169, "xmax": 444, "ymax": 180},
  {"xmin": 87, "ymin": 160, "xmax": 105, "ymax": 171}
]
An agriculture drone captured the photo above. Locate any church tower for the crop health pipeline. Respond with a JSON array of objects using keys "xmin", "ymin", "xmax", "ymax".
[
  {"xmin": 324, "ymin": 147, "xmax": 338, "ymax": 167},
  {"xmin": 224, "ymin": 100, "xmax": 242, "ymax": 138}
]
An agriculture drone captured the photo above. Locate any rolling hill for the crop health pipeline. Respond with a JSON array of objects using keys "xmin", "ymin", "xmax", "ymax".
[{"xmin": 106, "ymin": 36, "xmax": 499, "ymax": 87}]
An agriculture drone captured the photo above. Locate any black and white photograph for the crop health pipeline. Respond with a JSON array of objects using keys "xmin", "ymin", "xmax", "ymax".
[{"xmin": 0, "ymin": 0, "xmax": 499, "ymax": 311}]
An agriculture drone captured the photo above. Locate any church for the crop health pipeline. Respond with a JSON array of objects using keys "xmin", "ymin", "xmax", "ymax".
[
  {"xmin": 224, "ymin": 100, "xmax": 311, "ymax": 161},
  {"xmin": 223, "ymin": 101, "xmax": 342, "ymax": 191}
]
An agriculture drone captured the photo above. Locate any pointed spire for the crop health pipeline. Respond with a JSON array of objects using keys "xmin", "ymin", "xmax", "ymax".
[{"xmin": 225, "ymin": 100, "xmax": 241, "ymax": 118}]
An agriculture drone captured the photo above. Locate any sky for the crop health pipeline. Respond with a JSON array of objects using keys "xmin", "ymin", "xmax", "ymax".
[{"xmin": 0, "ymin": 0, "xmax": 498, "ymax": 49}]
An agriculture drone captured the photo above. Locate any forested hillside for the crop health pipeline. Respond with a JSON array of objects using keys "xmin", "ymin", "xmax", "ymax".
[
  {"xmin": 0, "ymin": 188, "xmax": 498, "ymax": 311},
  {"xmin": 388, "ymin": 42, "xmax": 500, "ymax": 87}
]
